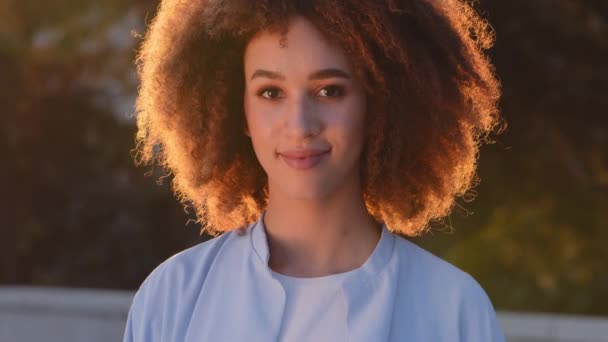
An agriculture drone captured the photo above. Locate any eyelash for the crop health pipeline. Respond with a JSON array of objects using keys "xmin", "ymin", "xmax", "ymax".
[{"xmin": 256, "ymin": 85, "xmax": 346, "ymax": 100}]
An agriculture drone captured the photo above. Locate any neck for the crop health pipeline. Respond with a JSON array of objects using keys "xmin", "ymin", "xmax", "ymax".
[{"xmin": 263, "ymin": 180, "xmax": 381, "ymax": 278}]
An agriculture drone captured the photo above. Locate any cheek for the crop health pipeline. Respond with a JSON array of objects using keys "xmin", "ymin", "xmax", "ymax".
[
  {"xmin": 244, "ymin": 99, "xmax": 278, "ymax": 166},
  {"xmin": 348, "ymin": 93, "xmax": 367, "ymax": 149},
  {"xmin": 243, "ymin": 94, "xmax": 255, "ymax": 132},
  {"xmin": 329, "ymin": 101, "xmax": 366, "ymax": 148},
  {"xmin": 244, "ymin": 94, "xmax": 280, "ymax": 133},
  {"xmin": 244, "ymin": 96, "xmax": 264, "ymax": 138},
  {"xmin": 245, "ymin": 114, "xmax": 275, "ymax": 147}
]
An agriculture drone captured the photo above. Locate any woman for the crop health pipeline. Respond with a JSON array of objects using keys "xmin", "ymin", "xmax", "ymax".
[{"xmin": 124, "ymin": 0, "xmax": 506, "ymax": 341}]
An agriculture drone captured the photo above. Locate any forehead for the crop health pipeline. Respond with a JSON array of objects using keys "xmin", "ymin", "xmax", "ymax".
[{"xmin": 243, "ymin": 16, "xmax": 352, "ymax": 75}]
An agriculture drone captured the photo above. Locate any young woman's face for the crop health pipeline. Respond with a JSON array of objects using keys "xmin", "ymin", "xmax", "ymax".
[{"xmin": 243, "ymin": 16, "xmax": 367, "ymax": 200}]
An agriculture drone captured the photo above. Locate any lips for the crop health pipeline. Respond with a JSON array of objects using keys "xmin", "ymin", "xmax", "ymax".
[{"xmin": 278, "ymin": 148, "xmax": 330, "ymax": 170}]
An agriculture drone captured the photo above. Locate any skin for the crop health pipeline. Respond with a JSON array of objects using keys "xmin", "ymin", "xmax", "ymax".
[{"xmin": 243, "ymin": 16, "xmax": 381, "ymax": 278}]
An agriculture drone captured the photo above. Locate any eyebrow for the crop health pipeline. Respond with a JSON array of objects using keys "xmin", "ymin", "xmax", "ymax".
[{"xmin": 250, "ymin": 68, "xmax": 352, "ymax": 81}]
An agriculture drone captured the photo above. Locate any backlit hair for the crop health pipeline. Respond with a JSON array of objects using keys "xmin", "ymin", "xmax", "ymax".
[{"xmin": 132, "ymin": 0, "xmax": 505, "ymax": 236}]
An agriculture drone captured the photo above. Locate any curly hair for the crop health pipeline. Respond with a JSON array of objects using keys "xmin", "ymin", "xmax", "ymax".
[{"xmin": 132, "ymin": 0, "xmax": 505, "ymax": 236}]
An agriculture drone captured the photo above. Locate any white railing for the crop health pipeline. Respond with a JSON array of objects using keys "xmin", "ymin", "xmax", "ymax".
[
  {"xmin": 498, "ymin": 310, "xmax": 608, "ymax": 342},
  {"xmin": 0, "ymin": 287, "xmax": 130, "ymax": 342},
  {"xmin": 1, "ymin": 286, "xmax": 607, "ymax": 342}
]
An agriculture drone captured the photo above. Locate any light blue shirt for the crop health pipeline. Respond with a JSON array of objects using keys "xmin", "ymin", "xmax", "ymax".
[{"xmin": 124, "ymin": 212, "xmax": 506, "ymax": 341}]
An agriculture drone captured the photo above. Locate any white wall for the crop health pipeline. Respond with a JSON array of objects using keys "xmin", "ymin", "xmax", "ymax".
[{"xmin": 1, "ymin": 286, "xmax": 607, "ymax": 342}]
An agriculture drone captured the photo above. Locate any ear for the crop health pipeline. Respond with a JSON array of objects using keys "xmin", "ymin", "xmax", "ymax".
[{"xmin": 244, "ymin": 125, "xmax": 250, "ymax": 137}]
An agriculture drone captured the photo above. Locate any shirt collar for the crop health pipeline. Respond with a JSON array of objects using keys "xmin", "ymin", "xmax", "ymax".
[{"xmin": 249, "ymin": 210, "xmax": 395, "ymax": 279}]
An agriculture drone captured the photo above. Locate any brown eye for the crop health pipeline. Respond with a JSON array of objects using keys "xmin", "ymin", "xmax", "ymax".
[
  {"xmin": 258, "ymin": 87, "xmax": 283, "ymax": 99},
  {"xmin": 317, "ymin": 85, "xmax": 345, "ymax": 98}
]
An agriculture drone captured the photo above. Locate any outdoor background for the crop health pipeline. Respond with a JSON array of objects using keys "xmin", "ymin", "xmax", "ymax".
[{"xmin": 2, "ymin": 0, "xmax": 607, "ymax": 318}]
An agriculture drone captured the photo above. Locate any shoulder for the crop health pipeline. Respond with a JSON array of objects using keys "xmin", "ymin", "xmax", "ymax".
[
  {"xmin": 128, "ymin": 225, "xmax": 251, "ymax": 312},
  {"xmin": 123, "ymin": 228, "xmax": 248, "ymax": 341},
  {"xmin": 393, "ymin": 235, "xmax": 485, "ymax": 295},
  {"xmin": 139, "ymin": 226, "xmax": 249, "ymax": 294},
  {"xmin": 123, "ymin": 224, "xmax": 257, "ymax": 341},
  {"xmin": 390, "ymin": 235, "xmax": 505, "ymax": 341},
  {"xmin": 390, "ymin": 235, "xmax": 496, "ymax": 311}
]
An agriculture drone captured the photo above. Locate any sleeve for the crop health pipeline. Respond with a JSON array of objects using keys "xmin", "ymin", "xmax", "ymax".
[
  {"xmin": 123, "ymin": 303, "xmax": 135, "ymax": 342},
  {"xmin": 121, "ymin": 263, "xmax": 165, "ymax": 342},
  {"xmin": 458, "ymin": 274, "xmax": 506, "ymax": 342},
  {"xmin": 123, "ymin": 289, "xmax": 145, "ymax": 342}
]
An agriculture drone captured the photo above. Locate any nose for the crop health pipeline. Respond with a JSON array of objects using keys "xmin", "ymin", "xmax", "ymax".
[{"xmin": 283, "ymin": 94, "xmax": 322, "ymax": 139}]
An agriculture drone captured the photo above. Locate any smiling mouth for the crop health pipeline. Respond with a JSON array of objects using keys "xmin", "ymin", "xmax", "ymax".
[{"xmin": 278, "ymin": 150, "xmax": 330, "ymax": 170}]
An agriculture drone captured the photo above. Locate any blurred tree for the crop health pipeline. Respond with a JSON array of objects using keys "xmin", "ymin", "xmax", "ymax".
[
  {"xmin": 1, "ymin": 0, "xmax": 203, "ymax": 289},
  {"xmin": 1, "ymin": 0, "xmax": 606, "ymax": 314},
  {"xmin": 414, "ymin": 0, "xmax": 608, "ymax": 316}
]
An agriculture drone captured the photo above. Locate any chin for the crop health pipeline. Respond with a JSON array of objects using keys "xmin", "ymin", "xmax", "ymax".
[{"xmin": 277, "ymin": 179, "xmax": 338, "ymax": 201}]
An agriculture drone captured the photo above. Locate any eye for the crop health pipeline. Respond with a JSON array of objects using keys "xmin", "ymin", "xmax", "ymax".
[
  {"xmin": 316, "ymin": 85, "xmax": 345, "ymax": 98},
  {"xmin": 257, "ymin": 87, "xmax": 284, "ymax": 100}
]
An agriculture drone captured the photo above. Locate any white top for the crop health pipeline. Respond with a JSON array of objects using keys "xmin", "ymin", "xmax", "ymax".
[
  {"xmin": 123, "ymin": 211, "xmax": 506, "ymax": 342},
  {"xmin": 271, "ymin": 269, "xmax": 356, "ymax": 341}
]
